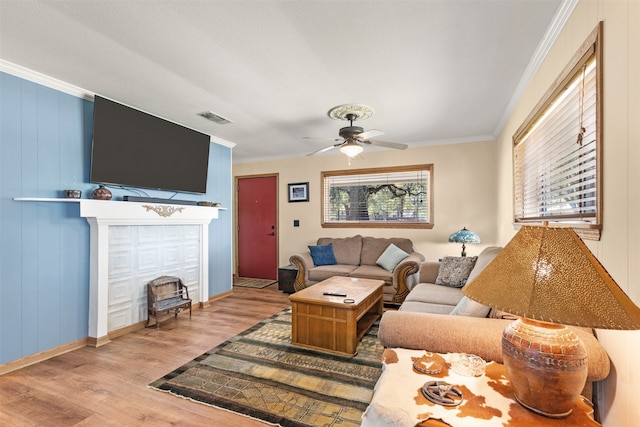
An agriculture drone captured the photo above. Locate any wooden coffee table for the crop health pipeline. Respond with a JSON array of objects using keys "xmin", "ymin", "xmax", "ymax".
[{"xmin": 289, "ymin": 276, "xmax": 384, "ymax": 357}]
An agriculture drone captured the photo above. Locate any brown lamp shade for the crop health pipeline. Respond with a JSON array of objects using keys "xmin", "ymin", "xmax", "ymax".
[{"xmin": 462, "ymin": 225, "xmax": 640, "ymax": 330}]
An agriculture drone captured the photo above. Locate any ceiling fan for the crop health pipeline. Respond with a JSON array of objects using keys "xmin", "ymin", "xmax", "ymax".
[{"xmin": 305, "ymin": 104, "xmax": 408, "ymax": 158}]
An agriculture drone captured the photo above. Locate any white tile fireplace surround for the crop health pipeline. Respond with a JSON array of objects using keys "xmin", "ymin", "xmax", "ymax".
[
  {"xmin": 82, "ymin": 200, "xmax": 220, "ymax": 346},
  {"xmin": 107, "ymin": 224, "xmax": 201, "ymax": 334},
  {"xmin": 15, "ymin": 198, "xmax": 221, "ymax": 347}
]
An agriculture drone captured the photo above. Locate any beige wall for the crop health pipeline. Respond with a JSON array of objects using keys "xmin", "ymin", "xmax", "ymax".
[
  {"xmin": 234, "ymin": 1, "xmax": 640, "ymax": 423},
  {"xmin": 233, "ymin": 139, "xmax": 498, "ymax": 268},
  {"xmin": 495, "ymin": 1, "xmax": 640, "ymax": 425}
]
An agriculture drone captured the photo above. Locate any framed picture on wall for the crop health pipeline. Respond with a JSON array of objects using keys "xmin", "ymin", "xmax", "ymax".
[{"xmin": 288, "ymin": 182, "xmax": 309, "ymax": 202}]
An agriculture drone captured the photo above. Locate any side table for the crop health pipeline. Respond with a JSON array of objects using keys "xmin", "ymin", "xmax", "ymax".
[
  {"xmin": 362, "ymin": 348, "xmax": 601, "ymax": 427},
  {"xmin": 278, "ymin": 264, "xmax": 298, "ymax": 293}
]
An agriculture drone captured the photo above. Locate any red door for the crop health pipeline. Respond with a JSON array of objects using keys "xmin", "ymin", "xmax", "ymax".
[{"xmin": 237, "ymin": 175, "xmax": 278, "ymax": 280}]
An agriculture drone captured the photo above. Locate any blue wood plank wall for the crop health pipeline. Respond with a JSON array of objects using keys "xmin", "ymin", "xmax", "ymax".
[
  {"xmin": 0, "ymin": 71, "xmax": 233, "ymax": 365},
  {"xmin": 207, "ymin": 142, "xmax": 233, "ymax": 297}
]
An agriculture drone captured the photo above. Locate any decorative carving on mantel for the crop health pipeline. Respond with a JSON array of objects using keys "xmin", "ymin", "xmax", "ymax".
[{"xmin": 143, "ymin": 204, "xmax": 185, "ymax": 217}]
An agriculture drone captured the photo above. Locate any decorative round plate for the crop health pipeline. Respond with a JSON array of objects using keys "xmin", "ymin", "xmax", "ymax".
[{"xmin": 413, "ymin": 357, "xmax": 443, "ymax": 375}]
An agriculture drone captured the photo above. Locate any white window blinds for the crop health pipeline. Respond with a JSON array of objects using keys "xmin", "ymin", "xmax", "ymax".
[{"xmin": 512, "ymin": 23, "xmax": 602, "ymax": 239}]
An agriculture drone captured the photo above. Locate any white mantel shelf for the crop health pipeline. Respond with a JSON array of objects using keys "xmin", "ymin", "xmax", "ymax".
[
  {"xmin": 14, "ymin": 197, "xmax": 225, "ymax": 347},
  {"xmin": 14, "ymin": 197, "xmax": 227, "ymax": 216}
]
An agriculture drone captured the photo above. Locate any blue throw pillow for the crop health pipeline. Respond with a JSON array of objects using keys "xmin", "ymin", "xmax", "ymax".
[
  {"xmin": 376, "ymin": 243, "xmax": 409, "ymax": 272},
  {"xmin": 308, "ymin": 243, "xmax": 337, "ymax": 266}
]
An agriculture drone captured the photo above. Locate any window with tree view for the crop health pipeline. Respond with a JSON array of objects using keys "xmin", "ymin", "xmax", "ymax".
[{"xmin": 322, "ymin": 165, "xmax": 433, "ymax": 229}]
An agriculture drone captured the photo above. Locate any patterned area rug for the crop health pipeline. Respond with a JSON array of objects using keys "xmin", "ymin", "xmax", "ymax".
[
  {"xmin": 233, "ymin": 277, "xmax": 277, "ymax": 289},
  {"xmin": 149, "ymin": 309, "xmax": 383, "ymax": 427}
]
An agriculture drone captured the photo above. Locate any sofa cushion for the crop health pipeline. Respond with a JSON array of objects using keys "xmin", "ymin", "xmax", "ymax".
[
  {"xmin": 435, "ymin": 256, "xmax": 477, "ymax": 287},
  {"xmin": 308, "ymin": 243, "xmax": 337, "ymax": 266},
  {"xmin": 376, "ymin": 243, "xmax": 409, "ymax": 272},
  {"xmin": 449, "ymin": 296, "xmax": 491, "ymax": 317},
  {"xmin": 317, "ymin": 235, "xmax": 362, "ymax": 265},
  {"xmin": 399, "ymin": 301, "xmax": 453, "ymax": 314},
  {"xmin": 450, "ymin": 246, "xmax": 503, "ymax": 317},
  {"xmin": 417, "ymin": 261, "xmax": 441, "ymax": 284},
  {"xmin": 466, "ymin": 246, "xmax": 502, "ymax": 283},
  {"xmin": 308, "ymin": 264, "xmax": 358, "ymax": 282},
  {"xmin": 404, "ymin": 283, "xmax": 463, "ymax": 306},
  {"xmin": 350, "ymin": 265, "xmax": 392, "ymax": 284},
  {"xmin": 360, "ymin": 237, "xmax": 414, "ymax": 266}
]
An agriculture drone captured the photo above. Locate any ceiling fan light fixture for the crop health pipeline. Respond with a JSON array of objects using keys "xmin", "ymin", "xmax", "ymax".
[{"xmin": 340, "ymin": 141, "xmax": 364, "ymax": 157}]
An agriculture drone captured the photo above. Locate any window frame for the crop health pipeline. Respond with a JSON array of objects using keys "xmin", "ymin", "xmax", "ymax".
[
  {"xmin": 321, "ymin": 164, "xmax": 434, "ymax": 229},
  {"xmin": 512, "ymin": 22, "xmax": 603, "ymax": 240}
]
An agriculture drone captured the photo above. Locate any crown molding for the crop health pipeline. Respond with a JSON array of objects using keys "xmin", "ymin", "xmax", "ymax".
[
  {"xmin": 493, "ymin": 0, "xmax": 578, "ymax": 138},
  {"xmin": 0, "ymin": 59, "xmax": 95, "ymax": 101},
  {"xmin": 211, "ymin": 136, "xmax": 236, "ymax": 149},
  {"xmin": 0, "ymin": 59, "xmax": 237, "ymax": 148}
]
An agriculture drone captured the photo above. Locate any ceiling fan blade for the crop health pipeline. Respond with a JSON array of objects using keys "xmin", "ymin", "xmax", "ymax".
[
  {"xmin": 306, "ymin": 143, "xmax": 342, "ymax": 156},
  {"xmin": 356, "ymin": 129, "xmax": 384, "ymax": 140},
  {"xmin": 303, "ymin": 136, "xmax": 343, "ymax": 142},
  {"xmin": 364, "ymin": 139, "xmax": 409, "ymax": 150}
]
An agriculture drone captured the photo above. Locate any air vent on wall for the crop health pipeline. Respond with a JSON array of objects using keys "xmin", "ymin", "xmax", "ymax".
[{"xmin": 198, "ymin": 110, "xmax": 234, "ymax": 124}]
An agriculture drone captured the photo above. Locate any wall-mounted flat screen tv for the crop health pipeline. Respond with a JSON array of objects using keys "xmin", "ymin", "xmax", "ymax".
[{"xmin": 90, "ymin": 96, "xmax": 211, "ymax": 194}]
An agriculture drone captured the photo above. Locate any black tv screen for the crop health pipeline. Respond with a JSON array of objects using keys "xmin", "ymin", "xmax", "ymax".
[{"xmin": 90, "ymin": 96, "xmax": 211, "ymax": 194}]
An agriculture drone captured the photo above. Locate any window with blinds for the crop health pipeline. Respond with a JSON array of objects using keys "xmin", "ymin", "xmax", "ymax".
[
  {"xmin": 512, "ymin": 23, "xmax": 602, "ymax": 240},
  {"xmin": 321, "ymin": 164, "xmax": 433, "ymax": 229}
]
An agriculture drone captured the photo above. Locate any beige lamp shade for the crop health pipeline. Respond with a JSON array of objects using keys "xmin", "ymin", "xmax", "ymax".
[{"xmin": 462, "ymin": 225, "xmax": 640, "ymax": 330}]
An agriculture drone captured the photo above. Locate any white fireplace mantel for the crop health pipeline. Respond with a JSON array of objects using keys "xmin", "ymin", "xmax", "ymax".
[{"xmin": 14, "ymin": 198, "xmax": 222, "ymax": 346}]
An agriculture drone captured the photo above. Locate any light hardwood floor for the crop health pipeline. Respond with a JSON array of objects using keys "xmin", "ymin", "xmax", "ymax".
[{"xmin": 0, "ymin": 285, "xmax": 291, "ymax": 426}]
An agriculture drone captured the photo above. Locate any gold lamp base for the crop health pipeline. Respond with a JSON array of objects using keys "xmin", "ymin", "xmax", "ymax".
[{"xmin": 502, "ymin": 318, "xmax": 588, "ymax": 418}]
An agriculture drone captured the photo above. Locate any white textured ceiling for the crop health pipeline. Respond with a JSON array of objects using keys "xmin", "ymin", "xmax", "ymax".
[{"xmin": 0, "ymin": 0, "xmax": 564, "ymax": 163}]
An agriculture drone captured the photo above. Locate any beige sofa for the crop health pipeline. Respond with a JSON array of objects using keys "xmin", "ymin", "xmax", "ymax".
[
  {"xmin": 289, "ymin": 235, "xmax": 424, "ymax": 305},
  {"xmin": 399, "ymin": 246, "xmax": 502, "ymax": 316}
]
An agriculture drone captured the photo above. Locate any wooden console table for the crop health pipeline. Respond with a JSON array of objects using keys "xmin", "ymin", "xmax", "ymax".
[{"xmin": 289, "ymin": 276, "xmax": 384, "ymax": 357}]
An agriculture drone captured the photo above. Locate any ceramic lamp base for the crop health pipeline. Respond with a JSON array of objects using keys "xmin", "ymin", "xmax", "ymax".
[{"xmin": 502, "ymin": 317, "xmax": 588, "ymax": 418}]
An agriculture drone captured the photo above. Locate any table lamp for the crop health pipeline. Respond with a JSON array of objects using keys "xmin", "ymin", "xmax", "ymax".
[
  {"xmin": 462, "ymin": 225, "xmax": 640, "ymax": 418},
  {"xmin": 448, "ymin": 227, "xmax": 480, "ymax": 257}
]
